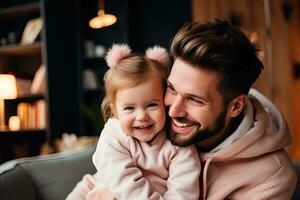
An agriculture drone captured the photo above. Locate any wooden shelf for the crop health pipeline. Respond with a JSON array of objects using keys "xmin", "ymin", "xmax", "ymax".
[
  {"xmin": 0, "ymin": 42, "xmax": 41, "ymax": 56},
  {"xmin": 0, "ymin": 2, "xmax": 40, "ymax": 18},
  {"xmin": 5, "ymin": 94, "xmax": 45, "ymax": 103},
  {"xmin": 17, "ymin": 93, "xmax": 44, "ymax": 101},
  {"xmin": 0, "ymin": 129, "xmax": 45, "ymax": 135}
]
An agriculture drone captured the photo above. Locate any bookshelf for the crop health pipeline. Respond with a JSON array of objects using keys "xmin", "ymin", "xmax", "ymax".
[
  {"xmin": 0, "ymin": 2, "xmax": 39, "ymax": 17},
  {"xmin": 0, "ymin": 42, "xmax": 41, "ymax": 56},
  {"xmin": 0, "ymin": 0, "xmax": 84, "ymax": 146},
  {"xmin": 0, "ymin": 1, "xmax": 47, "ymax": 163}
]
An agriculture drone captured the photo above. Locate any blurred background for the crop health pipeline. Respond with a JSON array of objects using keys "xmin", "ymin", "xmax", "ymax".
[{"xmin": 0, "ymin": 0, "xmax": 299, "ymax": 163}]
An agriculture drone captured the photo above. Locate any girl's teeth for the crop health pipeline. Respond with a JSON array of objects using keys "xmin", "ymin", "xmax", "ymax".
[{"xmin": 137, "ymin": 124, "xmax": 151, "ymax": 128}]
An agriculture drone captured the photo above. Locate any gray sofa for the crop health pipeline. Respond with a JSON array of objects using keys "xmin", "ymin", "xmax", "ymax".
[
  {"xmin": 0, "ymin": 145, "xmax": 96, "ymax": 200},
  {"xmin": 0, "ymin": 145, "xmax": 299, "ymax": 200}
]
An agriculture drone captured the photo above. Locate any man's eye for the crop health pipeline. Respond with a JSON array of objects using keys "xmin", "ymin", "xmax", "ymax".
[
  {"xmin": 188, "ymin": 98, "xmax": 204, "ymax": 105},
  {"xmin": 167, "ymin": 84, "xmax": 176, "ymax": 94}
]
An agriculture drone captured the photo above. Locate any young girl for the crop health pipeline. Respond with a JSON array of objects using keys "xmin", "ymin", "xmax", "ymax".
[{"xmin": 68, "ymin": 44, "xmax": 200, "ymax": 200}]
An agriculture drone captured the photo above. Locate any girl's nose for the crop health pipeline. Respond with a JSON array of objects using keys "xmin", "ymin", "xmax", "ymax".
[{"xmin": 136, "ymin": 109, "xmax": 149, "ymax": 121}]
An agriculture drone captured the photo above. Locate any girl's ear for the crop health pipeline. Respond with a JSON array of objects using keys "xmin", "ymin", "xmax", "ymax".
[
  {"xmin": 110, "ymin": 103, "xmax": 118, "ymax": 117},
  {"xmin": 227, "ymin": 95, "xmax": 248, "ymax": 118}
]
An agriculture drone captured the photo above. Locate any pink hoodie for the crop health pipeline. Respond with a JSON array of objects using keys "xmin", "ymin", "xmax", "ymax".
[
  {"xmin": 199, "ymin": 89, "xmax": 297, "ymax": 199},
  {"xmin": 66, "ymin": 89, "xmax": 297, "ymax": 200}
]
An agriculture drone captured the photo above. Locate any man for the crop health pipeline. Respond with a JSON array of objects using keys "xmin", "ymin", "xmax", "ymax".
[
  {"xmin": 67, "ymin": 19, "xmax": 296, "ymax": 200},
  {"xmin": 165, "ymin": 18, "xmax": 296, "ymax": 199}
]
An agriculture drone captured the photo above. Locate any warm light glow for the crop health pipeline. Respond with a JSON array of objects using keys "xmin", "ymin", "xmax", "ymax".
[
  {"xmin": 89, "ymin": 13, "xmax": 117, "ymax": 29},
  {"xmin": 0, "ymin": 74, "xmax": 17, "ymax": 130},
  {"xmin": 9, "ymin": 116, "xmax": 20, "ymax": 131},
  {"xmin": 0, "ymin": 74, "xmax": 17, "ymax": 99}
]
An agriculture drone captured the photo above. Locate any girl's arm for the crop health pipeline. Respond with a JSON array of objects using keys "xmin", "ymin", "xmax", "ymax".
[
  {"xmin": 93, "ymin": 124, "xmax": 164, "ymax": 200},
  {"xmin": 163, "ymin": 145, "xmax": 201, "ymax": 200},
  {"xmin": 65, "ymin": 173, "xmax": 97, "ymax": 200}
]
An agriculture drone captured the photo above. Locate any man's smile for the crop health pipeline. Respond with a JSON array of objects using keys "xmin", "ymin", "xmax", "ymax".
[{"xmin": 171, "ymin": 118, "xmax": 199, "ymax": 135}]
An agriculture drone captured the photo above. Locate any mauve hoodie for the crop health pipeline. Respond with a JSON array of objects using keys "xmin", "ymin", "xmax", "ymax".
[
  {"xmin": 199, "ymin": 89, "xmax": 297, "ymax": 200},
  {"xmin": 66, "ymin": 89, "xmax": 297, "ymax": 200}
]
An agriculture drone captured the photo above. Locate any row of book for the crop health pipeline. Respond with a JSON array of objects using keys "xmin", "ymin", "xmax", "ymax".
[{"xmin": 17, "ymin": 100, "xmax": 46, "ymax": 130}]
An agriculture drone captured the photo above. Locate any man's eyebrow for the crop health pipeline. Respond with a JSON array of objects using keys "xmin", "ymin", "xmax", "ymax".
[
  {"xmin": 166, "ymin": 80, "xmax": 174, "ymax": 87},
  {"xmin": 167, "ymin": 80, "xmax": 211, "ymax": 103},
  {"xmin": 186, "ymin": 93, "xmax": 211, "ymax": 103}
]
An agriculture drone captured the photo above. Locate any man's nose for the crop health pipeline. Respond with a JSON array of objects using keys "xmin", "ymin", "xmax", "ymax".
[{"xmin": 168, "ymin": 95, "xmax": 186, "ymax": 117}]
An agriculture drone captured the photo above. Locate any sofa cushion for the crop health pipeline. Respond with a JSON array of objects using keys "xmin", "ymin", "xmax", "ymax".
[
  {"xmin": 0, "ymin": 145, "xmax": 96, "ymax": 200},
  {"xmin": 0, "ymin": 164, "xmax": 37, "ymax": 200}
]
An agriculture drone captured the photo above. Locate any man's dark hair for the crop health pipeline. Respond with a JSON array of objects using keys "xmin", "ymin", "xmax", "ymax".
[{"xmin": 171, "ymin": 18, "xmax": 264, "ymax": 103}]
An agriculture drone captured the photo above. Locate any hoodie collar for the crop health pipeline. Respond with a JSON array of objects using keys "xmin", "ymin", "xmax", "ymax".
[
  {"xmin": 210, "ymin": 101, "xmax": 254, "ymax": 153},
  {"xmin": 200, "ymin": 89, "xmax": 291, "ymax": 161}
]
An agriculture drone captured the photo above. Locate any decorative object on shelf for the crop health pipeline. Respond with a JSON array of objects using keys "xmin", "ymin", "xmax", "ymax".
[
  {"xmin": 0, "ymin": 37, "xmax": 7, "ymax": 46},
  {"xmin": 84, "ymin": 40, "xmax": 95, "ymax": 58},
  {"xmin": 30, "ymin": 64, "xmax": 46, "ymax": 94},
  {"xmin": 83, "ymin": 69, "xmax": 99, "ymax": 90},
  {"xmin": 55, "ymin": 133, "xmax": 98, "ymax": 152},
  {"xmin": 7, "ymin": 32, "xmax": 17, "ymax": 44},
  {"xmin": 95, "ymin": 44, "xmax": 106, "ymax": 57},
  {"xmin": 0, "ymin": 74, "xmax": 17, "ymax": 130},
  {"xmin": 9, "ymin": 116, "xmax": 20, "ymax": 131},
  {"xmin": 89, "ymin": 0, "xmax": 117, "ymax": 29},
  {"xmin": 20, "ymin": 17, "xmax": 43, "ymax": 45},
  {"xmin": 16, "ymin": 78, "xmax": 32, "ymax": 96}
]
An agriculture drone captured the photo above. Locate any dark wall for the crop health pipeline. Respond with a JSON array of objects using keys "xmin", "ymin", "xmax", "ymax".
[
  {"xmin": 82, "ymin": 0, "xmax": 191, "ymax": 51},
  {"xmin": 41, "ymin": 0, "xmax": 83, "ymax": 141},
  {"xmin": 128, "ymin": 0, "xmax": 191, "ymax": 51}
]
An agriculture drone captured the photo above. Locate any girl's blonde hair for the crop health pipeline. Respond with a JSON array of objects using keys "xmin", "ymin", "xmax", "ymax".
[{"xmin": 101, "ymin": 46, "xmax": 170, "ymax": 121}]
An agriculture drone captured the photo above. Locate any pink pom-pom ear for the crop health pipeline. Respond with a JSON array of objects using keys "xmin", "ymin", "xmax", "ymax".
[
  {"xmin": 105, "ymin": 44, "xmax": 132, "ymax": 68},
  {"xmin": 145, "ymin": 45, "xmax": 170, "ymax": 67}
]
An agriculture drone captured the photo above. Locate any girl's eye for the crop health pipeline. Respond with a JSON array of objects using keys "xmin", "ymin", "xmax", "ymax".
[
  {"xmin": 124, "ymin": 107, "xmax": 134, "ymax": 111},
  {"xmin": 148, "ymin": 103, "xmax": 158, "ymax": 107}
]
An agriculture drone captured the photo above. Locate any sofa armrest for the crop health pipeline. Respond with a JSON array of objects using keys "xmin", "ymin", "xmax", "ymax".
[{"xmin": 0, "ymin": 145, "xmax": 96, "ymax": 200}]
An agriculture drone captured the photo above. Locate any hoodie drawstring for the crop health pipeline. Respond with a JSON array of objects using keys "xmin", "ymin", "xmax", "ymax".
[{"xmin": 202, "ymin": 157, "xmax": 213, "ymax": 200}]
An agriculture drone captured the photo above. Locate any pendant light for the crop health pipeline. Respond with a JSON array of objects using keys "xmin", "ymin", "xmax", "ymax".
[{"xmin": 89, "ymin": 0, "xmax": 117, "ymax": 29}]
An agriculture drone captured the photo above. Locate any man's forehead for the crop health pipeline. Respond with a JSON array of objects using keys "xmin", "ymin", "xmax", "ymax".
[{"xmin": 168, "ymin": 58, "xmax": 221, "ymax": 100}]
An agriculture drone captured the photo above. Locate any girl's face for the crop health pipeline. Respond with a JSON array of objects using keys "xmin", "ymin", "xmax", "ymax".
[{"xmin": 114, "ymin": 75, "xmax": 166, "ymax": 142}]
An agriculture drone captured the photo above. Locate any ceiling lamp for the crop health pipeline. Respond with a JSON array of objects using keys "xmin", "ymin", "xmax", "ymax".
[{"xmin": 89, "ymin": 0, "xmax": 117, "ymax": 29}]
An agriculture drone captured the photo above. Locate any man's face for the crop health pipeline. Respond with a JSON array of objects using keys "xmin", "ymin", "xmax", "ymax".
[{"xmin": 164, "ymin": 58, "xmax": 229, "ymax": 147}]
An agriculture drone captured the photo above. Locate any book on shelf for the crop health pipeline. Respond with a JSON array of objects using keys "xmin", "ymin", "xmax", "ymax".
[
  {"xmin": 30, "ymin": 64, "xmax": 46, "ymax": 94},
  {"xmin": 21, "ymin": 17, "xmax": 43, "ymax": 45},
  {"xmin": 17, "ymin": 99, "xmax": 46, "ymax": 130},
  {"xmin": 83, "ymin": 69, "xmax": 99, "ymax": 90},
  {"xmin": 16, "ymin": 78, "xmax": 32, "ymax": 96}
]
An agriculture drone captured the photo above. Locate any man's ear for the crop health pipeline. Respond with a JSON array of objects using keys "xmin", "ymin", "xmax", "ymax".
[{"xmin": 227, "ymin": 95, "xmax": 248, "ymax": 117}]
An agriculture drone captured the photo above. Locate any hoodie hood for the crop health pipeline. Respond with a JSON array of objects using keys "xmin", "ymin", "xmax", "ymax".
[{"xmin": 199, "ymin": 88, "xmax": 292, "ymax": 162}]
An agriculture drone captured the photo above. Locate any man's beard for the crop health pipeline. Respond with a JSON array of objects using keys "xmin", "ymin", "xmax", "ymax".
[{"xmin": 166, "ymin": 108, "xmax": 227, "ymax": 147}]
